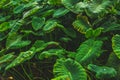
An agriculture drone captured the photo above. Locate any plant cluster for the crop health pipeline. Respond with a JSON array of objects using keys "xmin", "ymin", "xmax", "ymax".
[{"xmin": 0, "ymin": 0, "xmax": 120, "ymax": 80}]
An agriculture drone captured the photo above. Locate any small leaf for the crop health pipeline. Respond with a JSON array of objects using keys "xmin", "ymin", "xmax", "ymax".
[
  {"xmin": 112, "ymin": 34, "xmax": 120, "ymax": 59},
  {"xmin": 5, "ymin": 50, "xmax": 35, "ymax": 70},
  {"xmin": 31, "ymin": 40, "xmax": 59, "ymax": 53},
  {"xmin": 48, "ymin": 0, "xmax": 61, "ymax": 5},
  {"xmin": 43, "ymin": 20, "xmax": 64, "ymax": 33},
  {"xmin": 9, "ymin": 19, "xmax": 25, "ymax": 34},
  {"xmin": 53, "ymin": 8, "xmax": 69, "ymax": 18},
  {"xmin": 37, "ymin": 49, "xmax": 65, "ymax": 60},
  {"xmin": 0, "ymin": 15, "xmax": 11, "ymax": 22},
  {"xmin": 0, "ymin": 53, "xmax": 14, "ymax": 64},
  {"xmin": 23, "ymin": 6, "xmax": 41, "ymax": 19},
  {"xmin": 32, "ymin": 17, "xmax": 45, "ymax": 31},
  {"xmin": 53, "ymin": 58, "xmax": 87, "ymax": 80},
  {"xmin": 6, "ymin": 33, "xmax": 31, "ymax": 49},
  {"xmin": 88, "ymin": 64, "xmax": 117, "ymax": 79},
  {"xmin": 61, "ymin": 0, "xmax": 82, "ymax": 13},
  {"xmin": 10, "ymin": 40, "xmax": 31, "ymax": 49},
  {"xmin": 85, "ymin": 28, "xmax": 93, "ymax": 38},
  {"xmin": 13, "ymin": 4, "xmax": 25, "ymax": 14},
  {"xmin": 0, "ymin": 22, "xmax": 11, "ymax": 32},
  {"xmin": 93, "ymin": 27, "xmax": 103, "ymax": 37},
  {"xmin": 72, "ymin": 18, "xmax": 90, "ymax": 34}
]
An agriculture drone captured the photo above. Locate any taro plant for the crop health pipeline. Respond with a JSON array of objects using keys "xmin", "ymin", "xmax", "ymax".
[{"xmin": 0, "ymin": 0, "xmax": 120, "ymax": 80}]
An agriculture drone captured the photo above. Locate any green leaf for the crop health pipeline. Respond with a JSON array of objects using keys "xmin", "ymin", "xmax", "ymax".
[
  {"xmin": 112, "ymin": 34, "xmax": 120, "ymax": 59},
  {"xmin": 107, "ymin": 53, "xmax": 120, "ymax": 79},
  {"xmin": 0, "ymin": 22, "xmax": 11, "ymax": 32},
  {"xmin": 85, "ymin": 27, "xmax": 103, "ymax": 38},
  {"xmin": 101, "ymin": 22, "xmax": 120, "ymax": 32},
  {"xmin": 23, "ymin": 6, "xmax": 41, "ymax": 19},
  {"xmin": 43, "ymin": 20, "xmax": 64, "ymax": 33},
  {"xmin": 0, "ymin": 15, "xmax": 11, "ymax": 23},
  {"xmin": 88, "ymin": 0, "xmax": 110, "ymax": 14},
  {"xmin": 31, "ymin": 40, "xmax": 59, "ymax": 53},
  {"xmin": 85, "ymin": 28, "xmax": 93, "ymax": 38},
  {"xmin": 86, "ymin": 0, "xmax": 111, "ymax": 17},
  {"xmin": 93, "ymin": 27, "xmax": 103, "ymax": 37},
  {"xmin": 72, "ymin": 18, "xmax": 90, "ymax": 34},
  {"xmin": 32, "ymin": 17, "xmax": 45, "ymax": 31},
  {"xmin": 5, "ymin": 50, "xmax": 35, "ymax": 70},
  {"xmin": 6, "ymin": 33, "xmax": 31, "ymax": 49},
  {"xmin": 61, "ymin": 0, "xmax": 82, "ymax": 13},
  {"xmin": 60, "ymin": 37, "xmax": 72, "ymax": 43},
  {"xmin": 88, "ymin": 64, "xmax": 117, "ymax": 79},
  {"xmin": 75, "ymin": 39, "xmax": 103, "ymax": 65},
  {"xmin": 52, "ymin": 75, "xmax": 69, "ymax": 80},
  {"xmin": 10, "ymin": 40, "xmax": 31, "ymax": 49},
  {"xmin": 13, "ymin": 4, "xmax": 25, "ymax": 14},
  {"xmin": 40, "ymin": 9, "xmax": 55, "ymax": 17},
  {"xmin": 53, "ymin": 8, "xmax": 69, "ymax": 18},
  {"xmin": 0, "ymin": 53, "xmax": 14, "ymax": 64},
  {"xmin": 53, "ymin": 58, "xmax": 87, "ymax": 80},
  {"xmin": 48, "ymin": 0, "xmax": 61, "ymax": 5},
  {"xmin": 37, "ymin": 49, "xmax": 65, "ymax": 60},
  {"xmin": 9, "ymin": 19, "xmax": 25, "ymax": 34}
]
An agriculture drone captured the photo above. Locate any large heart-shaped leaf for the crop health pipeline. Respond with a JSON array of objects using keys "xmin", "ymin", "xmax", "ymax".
[
  {"xmin": 75, "ymin": 39, "xmax": 103, "ymax": 65},
  {"xmin": 53, "ymin": 58, "xmax": 87, "ymax": 80},
  {"xmin": 112, "ymin": 34, "xmax": 120, "ymax": 59}
]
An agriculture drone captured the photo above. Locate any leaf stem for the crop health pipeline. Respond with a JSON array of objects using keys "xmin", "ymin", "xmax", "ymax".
[{"xmin": 21, "ymin": 64, "xmax": 32, "ymax": 80}]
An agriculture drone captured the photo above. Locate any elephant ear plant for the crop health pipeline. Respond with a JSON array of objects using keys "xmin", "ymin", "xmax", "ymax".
[{"xmin": 0, "ymin": 0, "xmax": 120, "ymax": 80}]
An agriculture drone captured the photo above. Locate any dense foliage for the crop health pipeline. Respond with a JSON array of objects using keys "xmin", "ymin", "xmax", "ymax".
[{"xmin": 0, "ymin": 0, "xmax": 120, "ymax": 80}]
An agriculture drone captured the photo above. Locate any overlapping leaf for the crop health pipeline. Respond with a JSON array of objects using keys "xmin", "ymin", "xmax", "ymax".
[
  {"xmin": 88, "ymin": 64, "xmax": 117, "ymax": 79},
  {"xmin": 6, "ymin": 33, "xmax": 31, "ymax": 49},
  {"xmin": 5, "ymin": 50, "xmax": 35, "ymax": 70},
  {"xmin": 37, "ymin": 49, "xmax": 65, "ymax": 60},
  {"xmin": 53, "ymin": 8, "xmax": 69, "ymax": 18}
]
